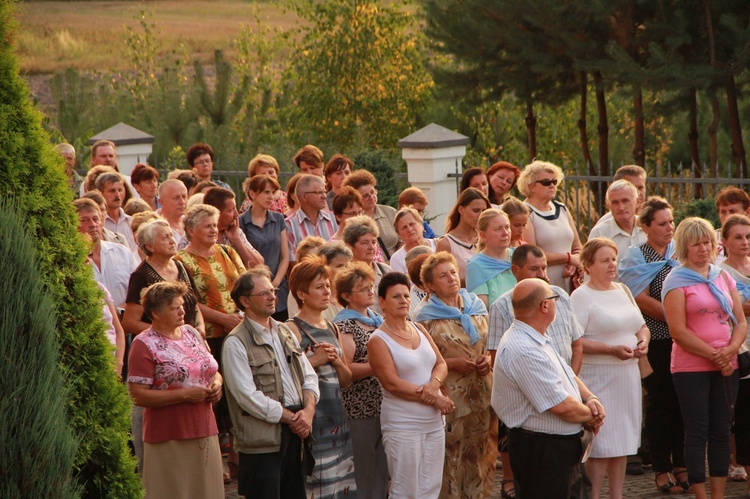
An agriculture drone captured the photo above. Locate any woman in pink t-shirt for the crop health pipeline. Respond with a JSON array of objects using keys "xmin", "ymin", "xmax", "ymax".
[
  {"xmin": 128, "ymin": 281, "xmax": 224, "ymax": 498},
  {"xmin": 663, "ymin": 217, "xmax": 747, "ymax": 499}
]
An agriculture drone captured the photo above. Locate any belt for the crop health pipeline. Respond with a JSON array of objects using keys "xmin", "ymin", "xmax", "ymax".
[{"xmin": 511, "ymin": 427, "xmax": 583, "ymax": 441}]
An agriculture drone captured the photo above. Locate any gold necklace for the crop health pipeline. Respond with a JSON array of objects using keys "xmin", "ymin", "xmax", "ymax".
[{"xmin": 382, "ymin": 320, "xmax": 413, "ymax": 341}]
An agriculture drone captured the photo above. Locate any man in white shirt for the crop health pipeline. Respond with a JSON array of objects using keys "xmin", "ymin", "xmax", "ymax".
[
  {"xmin": 223, "ymin": 267, "xmax": 319, "ymax": 499},
  {"xmin": 96, "ymin": 172, "xmax": 138, "ymax": 253},
  {"xmin": 588, "ymin": 179, "xmax": 646, "ymax": 262},
  {"xmin": 158, "ymin": 179, "xmax": 189, "ymax": 250},
  {"xmin": 74, "ymin": 198, "xmax": 137, "ymax": 308}
]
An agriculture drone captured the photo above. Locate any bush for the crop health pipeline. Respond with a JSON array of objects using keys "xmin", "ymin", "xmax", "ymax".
[
  {"xmin": 0, "ymin": 203, "xmax": 80, "ymax": 498},
  {"xmin": 0, "ymin": 2, "xmax": 141, "ymax": 497},
  {"xmin": 674, "ymin": 197, "xmax": 719, "ymax": 228}
]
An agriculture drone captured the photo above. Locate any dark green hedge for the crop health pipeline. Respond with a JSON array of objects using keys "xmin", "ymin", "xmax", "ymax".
[{"xmin": 0, "ymin": 1, "xmax": 141, "ymax": 497}]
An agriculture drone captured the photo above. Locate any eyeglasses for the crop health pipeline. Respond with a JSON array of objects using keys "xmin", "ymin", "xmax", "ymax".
[
  {"xmin": 536, "ymin": 178, "xmax": 558, "ymax": 187},
  {"xmin": 352, "ymin": 286, "xmax": 375, "ymax": 294},
  {"xmin": 303, "ymin": 191, "xmax": 326, "ymax": 197},
  {"xmin": 342, "ymin": 210, "xmax": 364, "ymax": 217},
  {"xmin": 248, "ymin": 288, "xmax": 280, "ymax": 299},
  {"xmin": 543, "ymin": 293, "xmax": 560, "ymax": 302},
  {"xmin": 194, "ymin": 159, "xmax": 213, "ymax": 166}
]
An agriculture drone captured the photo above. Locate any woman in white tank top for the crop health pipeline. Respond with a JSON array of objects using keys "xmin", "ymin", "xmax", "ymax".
[{"xmin": 368, "ymin": 272, "xmax": 453, "ymax": 499}]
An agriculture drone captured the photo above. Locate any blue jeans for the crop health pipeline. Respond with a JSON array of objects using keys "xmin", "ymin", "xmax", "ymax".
[{"xmin": 673, "ymin": 370, "xmax": 739, "ymax": 484}]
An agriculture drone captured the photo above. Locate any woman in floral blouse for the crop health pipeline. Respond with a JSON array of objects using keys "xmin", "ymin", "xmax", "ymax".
[{"xmin": 128, "ymin": 281, "xmax": 224, "ymax": 498}]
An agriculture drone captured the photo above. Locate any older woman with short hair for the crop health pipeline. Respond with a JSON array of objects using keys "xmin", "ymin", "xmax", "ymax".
[
  {"xmin": 663, "ymin": 217, "xmax": 746, "ymax": 499},
  {"xmin": 287, "ymin": 257, "xmax": 356, "ymax": 499},
  {"xmin": 368, "ymin": 271, "xmax": 453, "ymax": 499},
  {"xmin": 389, "ymin": 207, "xmax": 437, "ymax": 274},
  {"xmin": 571, "ymin": 237, "xmax": 649, "ymax": 499},
  {"xmin": 128, "ymin": 281, "xmax": 224, "ymax": 498},
  {"xmin": 343, "ymin": 170, "xmax": 400, "ymax": 263},
  {"xmin": 131, "ymin": 163, "xmax": 161, "ymax": 211},
  {"xmin": 416, "ymin": 251, "xmax": 495, "ymax": 499},
  {"xmin": 519, "ymin": 160, "xmax": 582, "ymax": 291},
  {"xmin": 333, "ymin": 262, "xmax": 389, "ymax": 498},
  {"xmin": 344, "ymin": 215, "xmax": 393, "ymax": 314},
  {"xmin": 486, "ymin": 161, "xmax": 521, "ymax": 205},
  {"xmin": 399, "ymin": 186, "xmax": 437, "ymax": 239}
]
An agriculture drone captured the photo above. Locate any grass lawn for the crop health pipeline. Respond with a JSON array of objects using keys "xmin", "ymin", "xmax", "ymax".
[{"xmin": 16, "ymin": 1, "xmax": 297, "ymax": 74}]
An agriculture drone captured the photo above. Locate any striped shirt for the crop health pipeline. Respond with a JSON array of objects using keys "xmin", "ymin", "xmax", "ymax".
[
  {"xmin": 488, "ymin": 285, "xmax": 583, "ymax": 365},
  {"xmin": 285, "ymin": 209, "xmax": 338, "ymax": 262},
  {"xmin": 491, "ymin": 319, "xmax": 583, "ymax": 435}
]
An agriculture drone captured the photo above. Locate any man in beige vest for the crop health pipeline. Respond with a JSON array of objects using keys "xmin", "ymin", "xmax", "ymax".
[{"xmin": 223, "ymin": 267, "xmax": 319, "ymax": 499}]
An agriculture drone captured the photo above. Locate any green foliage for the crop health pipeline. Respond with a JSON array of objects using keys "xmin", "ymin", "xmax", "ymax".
[
  {"xmin": 0, "ymin": 2, "xmax": 141, "ymax": 497},
  {"xmin": 0, "ymin": 203, "xmax": 80, "ymax": 498},
  {"xmin": 674, "ymin": 197, "xmax": 720, "ymax": 228},
  {"xmin": 286, "ymin": 0, "xmax": 434, "ymax": 148},
  {"xmin": 352, "ymin": 149, "xmax": 407, "ymax": 208}
]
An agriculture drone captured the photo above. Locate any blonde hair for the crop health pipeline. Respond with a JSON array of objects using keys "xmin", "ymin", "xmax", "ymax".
[
  {"xmin": 517, "ymin": 160, "xmax": 565, "ymax": 197},
  {"xmin": 248, "ymin": 154, "xmax": 280, "ymax": 177},
  {"xmin": 673, "ymin": 217, "xmax": 717, "ymax": 263},
  {"xmin": 477, "ymin": 208, "xmax": 509, "ymax": 252}
]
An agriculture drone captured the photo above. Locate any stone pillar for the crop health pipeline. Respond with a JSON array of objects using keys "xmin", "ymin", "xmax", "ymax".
[
  {"xmin": 398, "ymin": 123, "xmax": 469, "ymax": 236},
  {"xmin": 88, "ymin": 122, "xmax": 154, "ymax": 176}
]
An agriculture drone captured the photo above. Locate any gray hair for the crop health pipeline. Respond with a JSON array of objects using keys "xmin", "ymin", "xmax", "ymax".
[
  {"xmin": 94, "ymin": 172, "xmax": 125, "ymax": 191},
  {"xmin": 136, "ymin": 219, "xmax": 172, "ymax": 256},
  {"xmin": 606, "ymin": 179, "xmax": 638, "ymax": 204},
  {"xmin": 404, "ymin": 244, "xmax": 434, "ymax": 269},
  {"xmin": 231, "ymin": 267, "xmax": 273, "ymax": 310},
  {"xmin": 158, "ymin": 178, "xmax": 187, "ymax": 197},
  {"xmin": 318, "ymin": 240, "xmax": 353, "ymax": 264},
  {"xmin": 517, "ymin": 160, "xmax": 564, "ymax": 197},
  {"xmin": 56, "ymin": 143, "xmax": 75, "ymax": 155},
  {"xmin": 343, "ymin": 215, "xmax": 380, "ymax": 247},
  {"xmin": 183, "ymin": 203, "xmax": 220, "ymax": 240},
  {"xmin": 295, "ymin": 174, "xmax": 325, "ymax": 198},
  {"xmin": 614, "ymin": 165, "xmax": 647, "ymax": 181}
]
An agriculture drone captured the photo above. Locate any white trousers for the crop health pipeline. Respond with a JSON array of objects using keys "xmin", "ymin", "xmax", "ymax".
[{"xmin": 382, "ymin": 427, "xmax": 445, "ymax": 499}]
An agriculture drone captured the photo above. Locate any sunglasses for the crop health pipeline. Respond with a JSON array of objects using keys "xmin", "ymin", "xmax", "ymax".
[{"xmin": 536, "ymin": 179, "xmax": 559, "ymax": 187}]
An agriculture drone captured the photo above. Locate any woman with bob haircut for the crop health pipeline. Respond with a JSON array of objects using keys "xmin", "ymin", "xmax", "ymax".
[
  {"xmin": 435, "ymin": 187, "xmax": 491, "ymax": 287},
  {"xmin": 240, "ymin": 154, "xmax": 287, "ymax": 213},
  {"xmin": 324, "ymin": 154, "xmax": 353, "ymax": 210},
  {"xmin": 662, "ymin": 217, "xmax": 746, "ymax": 499},
  {"xmin": 287, "ymin": 256, "xmax": 356, "ymax": 499}
]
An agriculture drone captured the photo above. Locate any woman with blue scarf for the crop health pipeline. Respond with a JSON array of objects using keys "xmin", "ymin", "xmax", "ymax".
[
  {"xmin": 719, "ymin": 214, "xmax": 750, "ymax": 488},
  {"xmin": 663, "ymin": 217, "xmax": 746, "ymax": 499},
  {"xmin": 466, "ymin": 209, "xmax": 516, "ymax": 309},
  {"xmin": 332, "ymin": 262, "xmax": 388, "ymax": 498},
  {"xmin": 618, "ymin": 196, "xmax": 687, "ymax": 494},
  {"xmin": 416, "ymin": 251, "xmax": 495, "ymax": 499}
]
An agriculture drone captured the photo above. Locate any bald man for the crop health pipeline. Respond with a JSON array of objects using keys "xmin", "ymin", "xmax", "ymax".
[{"xmin": 491, "ymin": 278, "xmax": 605, "ymax": 498}]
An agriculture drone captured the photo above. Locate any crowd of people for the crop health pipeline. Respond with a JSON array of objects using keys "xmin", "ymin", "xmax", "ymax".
[{"xmin": 61, "ymin": 138, "xmax": 750, "ymax": 499}]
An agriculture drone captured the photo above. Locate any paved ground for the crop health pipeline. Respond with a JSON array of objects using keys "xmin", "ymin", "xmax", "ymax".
[{"xmin": 222, "ymin": 459, "xmax": 750, "ymax": 498}]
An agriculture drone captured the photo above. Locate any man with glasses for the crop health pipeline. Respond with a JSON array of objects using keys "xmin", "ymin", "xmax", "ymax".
[
  {"xmin": 285, "ymin": 175, "xmax": 338, "ymax": 263},
  {"xmin": 187, "ymin": 142, "xmax": 231, "ymax": 189},
  {"xmin": 491, "ymin": 277, "xmax": 605, "ymax": 498},
  {"xmin": 223, "ymin": 267, "xmax": 319, "ymax": 499}
]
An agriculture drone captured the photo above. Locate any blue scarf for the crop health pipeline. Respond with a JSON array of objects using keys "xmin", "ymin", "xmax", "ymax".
[
  {"xmin": 736, "ymin": 281, "xmax": 750, "ymax": 302},
  {"xmin": 415, "ymin": 288, "xmax": 487, "ymax": 345},
  {"xmin": 661, "ymin": 265, "xmax": 737, "ymax": 324},
  {"xmin": 465, "ymin": 251, "xmax": 514, "ymax": 293},
  {"xmin": 332, "ymin": 307, "xmax": 383, "ymax": 328},
  {"xmin": 618, "ymin": 241, "xmax": 679, "ymax": 296}
]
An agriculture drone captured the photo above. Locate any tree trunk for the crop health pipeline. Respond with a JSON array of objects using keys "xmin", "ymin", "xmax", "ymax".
[
  {"xmin": 578, "ymin": 72, "xmax": 594, "ymax": 175},
  {"xmin": 688, "ymin": 88, "xmax": 703, "ymax": 198},
  {"xmin": 633, "ymin": 84, "xmax": 645, "ymax": 167},
  {"xmin": 593, "ymin": 71, "xmax": 609, "ymax": 177},
  {"xmin": 525, "ymin": 99, "xmax": 537, "ymax": 161},
  {"xmin": 708, "ymin": 94, "xmax": 719, "ymax": 177},
  {"xmin": 726, "ymin": 73, "xmax": 747, "ymax": 177}
]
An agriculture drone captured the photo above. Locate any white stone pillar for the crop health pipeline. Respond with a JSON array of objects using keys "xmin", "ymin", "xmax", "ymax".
[
  {"xmin": 398, "ymin": 123, "xmax": 469, "ymax": 236},
  {"xmin": 88, "ymin": 122, "xmax": 154, "ymax": 176}
]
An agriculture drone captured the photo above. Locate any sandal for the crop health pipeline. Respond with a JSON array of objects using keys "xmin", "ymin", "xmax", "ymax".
[
  {"xmin": 673, "ymin": 469, "xmax": 691, "ymax": 493},
  {"xmin": 501, "ymin": 479, "xmax": 516, "ymax": 499},
  {"xmin": 654, "ymin": 471, "xmax": 682, "ymax": 494},
  {"xmin": 731, "ymin": 465, "xmax": 748, "ymax": 482}
]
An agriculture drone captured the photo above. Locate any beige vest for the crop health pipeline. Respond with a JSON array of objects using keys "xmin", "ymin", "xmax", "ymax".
[{"xmin": 225, "ymin": 318, "xmax": 306, "ymax": 454}]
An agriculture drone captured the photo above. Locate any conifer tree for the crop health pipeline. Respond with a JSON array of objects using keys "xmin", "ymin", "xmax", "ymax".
[{"xmin": 0, "ymin": 1, "xmax": 141, "ymax": 496}]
